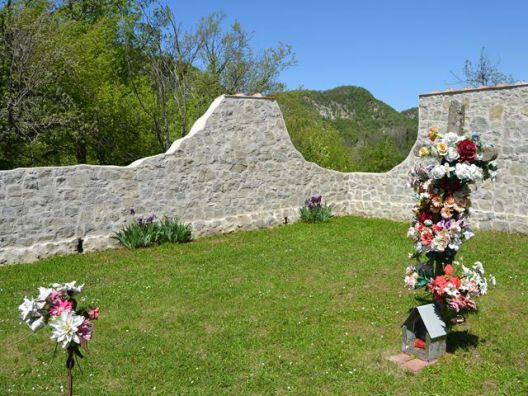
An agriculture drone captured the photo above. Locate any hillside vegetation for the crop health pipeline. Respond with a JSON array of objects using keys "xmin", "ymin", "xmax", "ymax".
[{"xmin": 274, "ymin": 87, "xmax": 418, "ymax": 172}]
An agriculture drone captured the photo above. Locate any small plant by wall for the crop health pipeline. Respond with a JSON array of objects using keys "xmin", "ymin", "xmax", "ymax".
[
  {"xmin": 300, "ymin": 195, "xmax": 332, "ymax": 223},
  {"xmin": 113, "ymin": 210, "xmax": 192, "ymax": 249}
]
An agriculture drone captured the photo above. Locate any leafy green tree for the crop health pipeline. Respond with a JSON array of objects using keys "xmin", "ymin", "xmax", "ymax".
[{"xmin": 359, "ymin": 137, "xmax": 406, "ymax": 172}]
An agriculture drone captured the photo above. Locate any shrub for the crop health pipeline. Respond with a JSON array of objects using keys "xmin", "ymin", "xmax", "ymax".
[
  {"xmin": 113, "ymin": 212, "xmax": 192, "ymax": 249},
  {"xmin": 299, "ymin": 195, "xmax": 332, "ymax": 223}
]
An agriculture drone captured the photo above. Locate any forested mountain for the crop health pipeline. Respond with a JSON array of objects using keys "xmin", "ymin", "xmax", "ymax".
[
  {"xmin": 274, "ymin": 87, "xmax": 418, "ymax": 172},
  {"xmin": 401, "ymin": 107, "xmax": 419, "ymax": 121}
]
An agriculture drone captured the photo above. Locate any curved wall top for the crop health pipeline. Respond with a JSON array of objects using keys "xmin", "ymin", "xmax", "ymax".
[{"xmin": 1, "ymin": 85, "xmax": 527, "ymax": 265}]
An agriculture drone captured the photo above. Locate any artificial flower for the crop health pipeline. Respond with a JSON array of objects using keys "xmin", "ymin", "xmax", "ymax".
[
  {"xmin": 457, "ymin": 139, "xmax": 478, "ymax": 162},
  {"xmin": 436, "ymin": 142, "xmax": 448, "ymax": 155},
  {"xmin": 429, "ymin": 164, "xmax": 447, "ymax": 179},
  {"xmin": 443, "ymin": 132, "xmax": 459, "ymax": 145},
  {"xmin": 419, "ymin": 146, "xmax": 430, "ymax": 157},
  {"xmin": 446, "ymin": 147, "xmax": 460, "ymax": 162},
  {"xmin": 77, "ymin": 319, "xmax": 93, "ymax": 343},
  {"xmin": 49, "ymin": 299, "xmax": 74, "ymax": 317},
  {"xmin": 88, "ymin": 307, "xmax": 100, "ymax": 320},
  {"xmin": 50, "ymin": 311, "xmax": 85, "ymax": 349},
  {"xmin": 428, "ymin": 127, "xmax": 439, "ymax": 141},
  {"xmin": 19, "ymin": 298, "xmax": 45, "ymax": 322}
]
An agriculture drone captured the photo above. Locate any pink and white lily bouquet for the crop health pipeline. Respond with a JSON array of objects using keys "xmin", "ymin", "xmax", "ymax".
[{"xmin": 19, "ymin": 281, "xmax": 99, "ymax": 355}]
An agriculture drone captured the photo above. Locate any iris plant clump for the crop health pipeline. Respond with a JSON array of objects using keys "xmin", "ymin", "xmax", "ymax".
[
  {"xmin": 113, "ymin": 209, "xmax": 192, "ymax": 249},
  {"xmin": 299, "ymin": 195, "xmax": 332, "ymax": 223}
]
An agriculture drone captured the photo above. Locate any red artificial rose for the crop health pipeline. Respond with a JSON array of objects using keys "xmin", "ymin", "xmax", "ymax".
[
  {"xmin": 444, "ymin": 264, "xmax": 453, "ymax": 275},
  {"xmin": 457, "ymin": 139, "xmax": 478, "ymax": 162}
]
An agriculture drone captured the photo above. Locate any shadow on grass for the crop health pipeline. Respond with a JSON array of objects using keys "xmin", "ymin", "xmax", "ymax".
[{"xmin": 447, "ymin": 330, "xmax": 479, "ymax": 353}]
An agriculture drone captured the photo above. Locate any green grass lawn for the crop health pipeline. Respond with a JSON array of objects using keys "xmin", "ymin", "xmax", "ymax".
[{"xmin": 1, "ymin": 216, "xmax": 527, "ymax": 395}]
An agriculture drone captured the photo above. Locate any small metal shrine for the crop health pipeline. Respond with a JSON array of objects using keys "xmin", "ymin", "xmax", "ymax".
[{"xmin": 402, "ymin": 304, "xmax": 447, "ymax": 361}]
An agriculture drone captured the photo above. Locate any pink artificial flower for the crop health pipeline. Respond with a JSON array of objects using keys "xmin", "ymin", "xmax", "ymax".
[
  {"xmin": 49, "ymin": 299, "xmax": 73, "ymax": 317},
  {"xmin": 447, "ymin": 295, "xmax": 477, "ymax": 312},
  {"xmin": 88, "ymin": 307, "xmax": 100, "ymax": 320},
  {"xmin": 420, "ymin": 230, "xmax": 433, "ymax": 246},
  {"xmin": 77, "ymin": 319, "xmax": 93, "ymax": 342}
]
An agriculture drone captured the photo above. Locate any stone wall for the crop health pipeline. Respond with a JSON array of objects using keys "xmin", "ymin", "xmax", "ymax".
[{"xmin": 1, "ymin": 84, "xmax": 527, "ymax": 265}]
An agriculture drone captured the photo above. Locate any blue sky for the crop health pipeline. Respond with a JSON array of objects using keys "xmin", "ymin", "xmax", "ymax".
[{"xmin": 169, "ymin": 0, "xmax": 527, "ymax": 111}]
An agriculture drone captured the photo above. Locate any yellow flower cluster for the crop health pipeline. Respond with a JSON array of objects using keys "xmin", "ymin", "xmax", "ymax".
[{"xmin": 428, "ymin": 126, "xmax": 439, "ymax": 141}]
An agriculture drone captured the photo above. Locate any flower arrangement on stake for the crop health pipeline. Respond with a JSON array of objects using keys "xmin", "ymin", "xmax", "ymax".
[
  {"xmin": 404, "ymin": 127, "xmax": 497, "ymax": 325},
  {"xmin": 19, "ymin": 282, "xmax": 99, "ymax": 396},
  {"xmin": 300, "ymin": 195, "xmax": 333, "ymax": 223}
]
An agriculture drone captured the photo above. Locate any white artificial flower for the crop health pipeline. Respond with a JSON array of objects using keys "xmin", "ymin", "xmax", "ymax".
[
  {"xmin": 19, "ymin": 298, "xmax": 45, "ymax": 321},
  {"xmin": 478, "ymin": 279, "xmax": 488, "ymax": 295},
  {"xmin": 444, "ymin": 283, "xmax": 460, "ymax": 297},
  {"xmin": 407, "ymin": 227, "xmax": 416, "ymax": 238},
  {"xmin": 37, "ymin": 287, "xmax": 53, "ymax": 302},
  {"xmin": 424, "ymin": 219, "xmax": 433, "ymax": 226},
  {"xmin": 455, "ymin": 163, "xmax": 472, "ymax": 180},
  {"xmin": 473, "ymin": 261, "xmax": 485, "ymax": 275},
  {"xmin": 419, "ymin": 192, "xmax": 430, "ymax": 200},
  {"xmin": 429, "ymin": 164, "xmax": 447, "ymax": 179},
  {"xmin": 51, "ymin": 281, "xmax": 84, "ymax": 296},
  {"xmin": 463, "ymin": 229, "xmax": 475, "ymax": 240},
  {"xmin": 489, "ymin": 170, "xmax": 498, "ymax": 181},
  {"xmin": 448, "ymin": 236, "xmax": 462, "ymax": 251},
  {"xmin": 414, "ymin": 242, "xmax": 425, "ymax": 253},
  {"xmin": 50, "ymin": 311, "xmax": 85, "ymax": 349},
  {"xmin": 490, "ymin": 275, "xmax": 497, "ymax": 286},
  {"xmin": 28, "ymin": 317, "xmax": 46, "ymax": 332},
  {"xmin": 446, "ymin": 147, "xmax": 460, "ymax": 162},
  {"xmin": 432, "ymin": 239, "xmax": 447, "ymax": 252},
  {"xmin": 64, "ymin": 281, "xmax": 84, "ymax": 295},
  {"xmin": 444, "ymin": 132, "xmax": 459, "ymax": 145},
  {"xmin": 468, "ymin": 164, "xmax": 483, "ymax": 181},
  {"xmin": 19, "ymin": 298, "xmax": 46, "ymax": 332}
]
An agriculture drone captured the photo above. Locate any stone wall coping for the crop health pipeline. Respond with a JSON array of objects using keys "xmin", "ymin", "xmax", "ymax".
[
  {"xmin": 224, "ymin": 94, "xmax": 276, "ymax": 101},
  {"xmin": 419, "ymin": 82, "xmax": 528, "ymax": 97}
]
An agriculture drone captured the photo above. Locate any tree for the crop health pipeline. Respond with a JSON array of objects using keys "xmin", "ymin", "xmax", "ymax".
[
  {"xmin": 0, "ymin": 0, "xmax": 296, "ymax": 168},
  {"xmin": 0, "ymin": 0, "xmax": 79, "ymax": 167},
  {"xmin": 452, "ymin": 47, "xmax": 514, "ymax": 87},
  {"xmin": 197, "ymin": 13, "xmax": 296, "ymax": 95}
]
